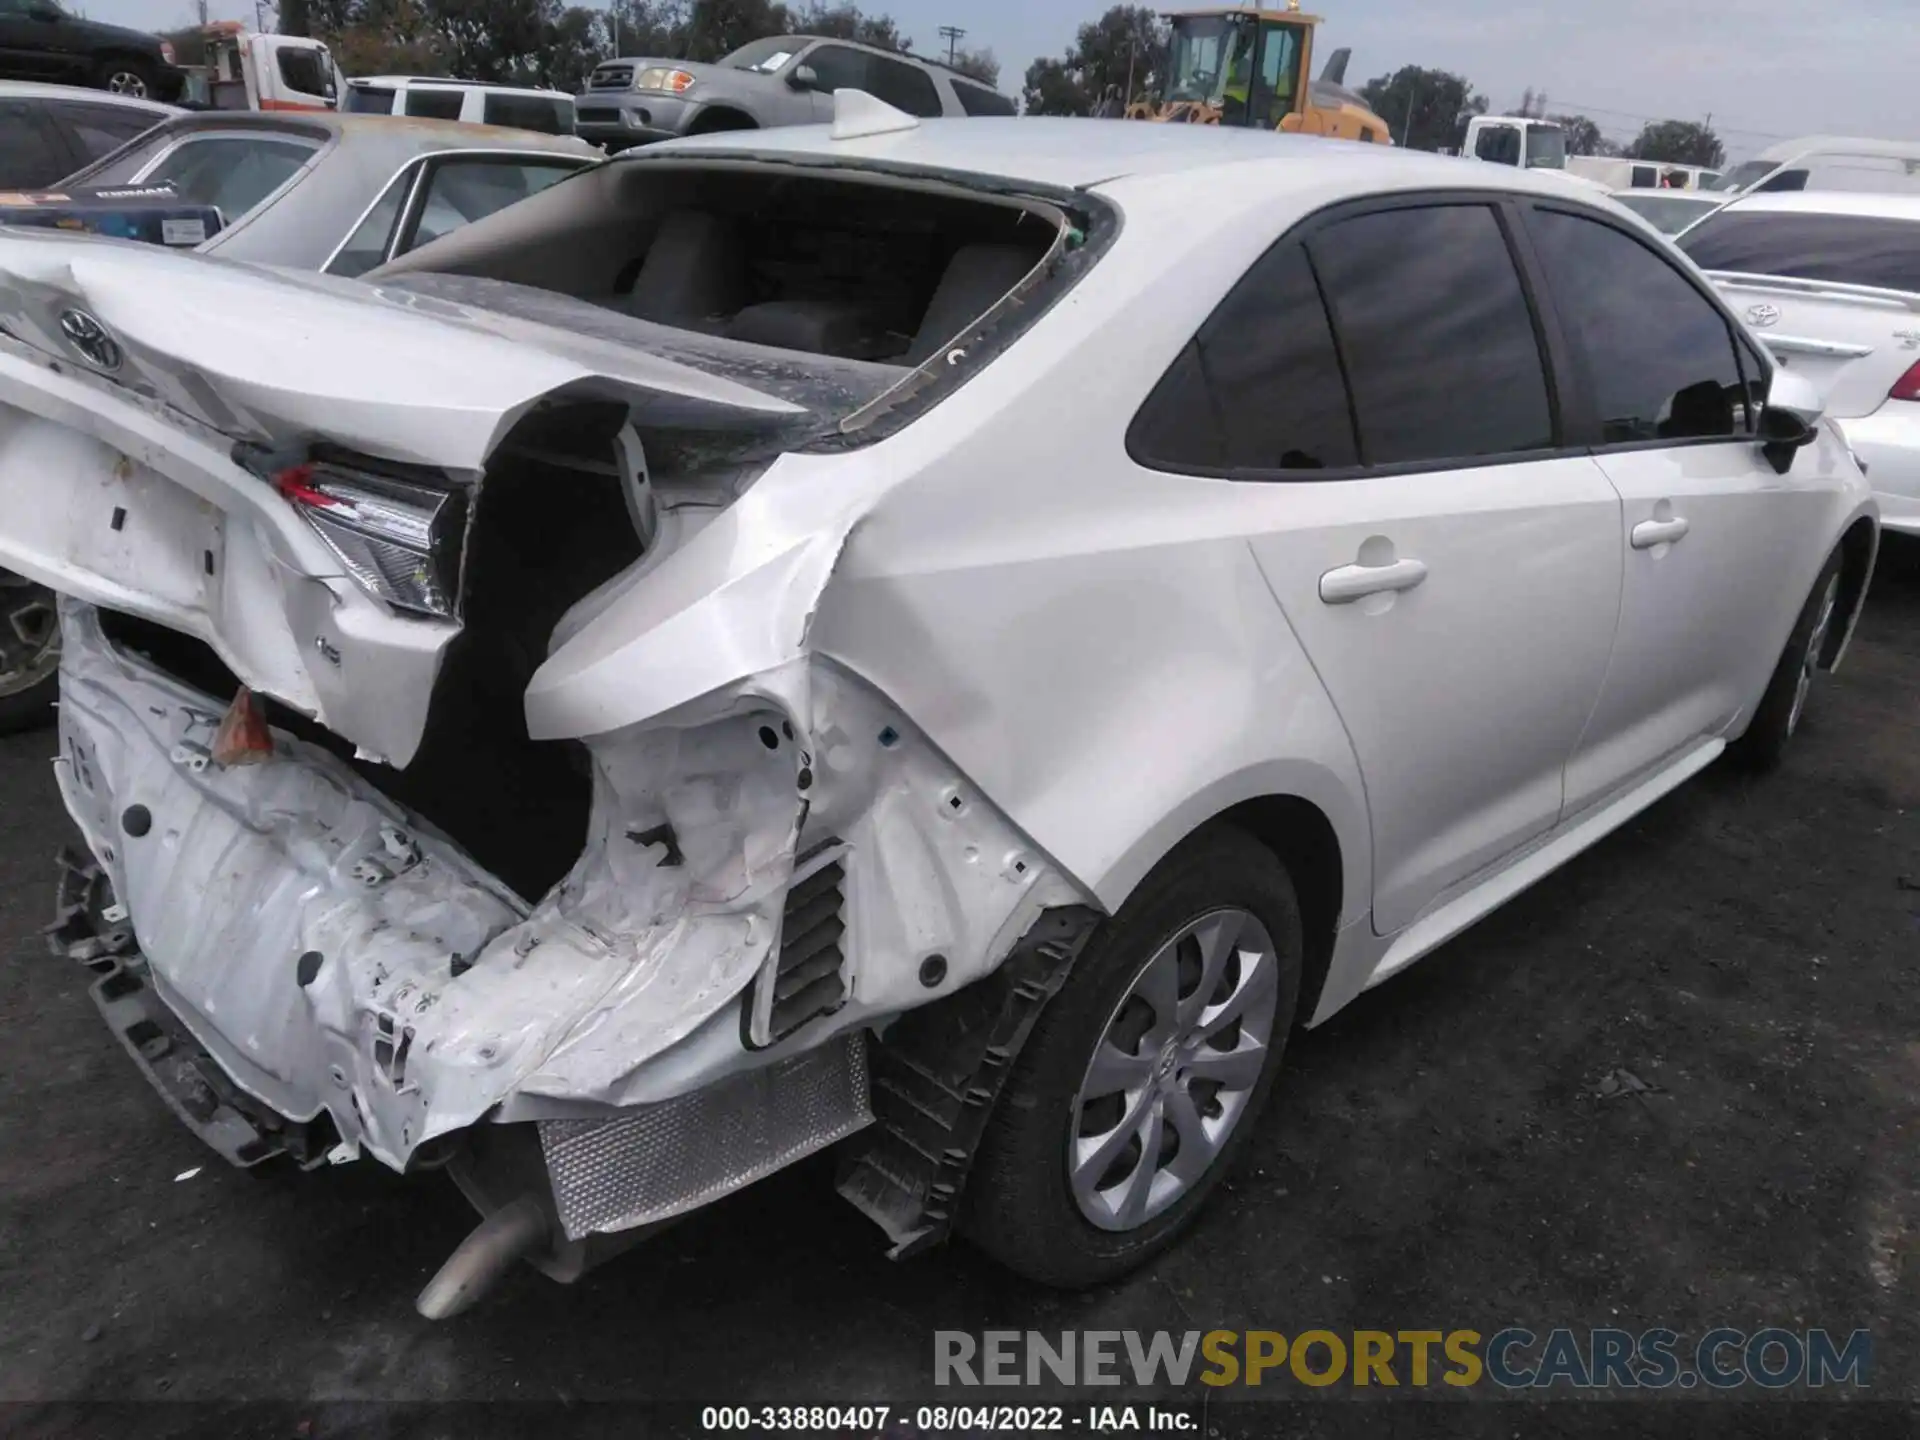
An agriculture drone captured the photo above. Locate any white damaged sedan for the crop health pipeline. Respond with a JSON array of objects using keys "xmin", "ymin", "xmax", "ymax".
[{"xmin": 0, "ymin": 105, "xmax": 1879, "ymax": 1314}]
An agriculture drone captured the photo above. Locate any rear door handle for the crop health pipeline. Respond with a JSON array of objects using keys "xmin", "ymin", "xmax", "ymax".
[
  {"xmin": 1319, "ymin": 558, "xmax": 1429, "ymax": 604},
  {"xmin": 1631, "ymin": 517, "xmax": 1691, "ymax": 549}
]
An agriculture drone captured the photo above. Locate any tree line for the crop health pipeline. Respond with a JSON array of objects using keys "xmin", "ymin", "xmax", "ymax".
[
  {"xmin": 173, "ymin": 0, "xmax": 997, "ymax": 96},
  {"xmin": 169, "ymin": 0, "xmax": 1725, "ymax": 168},
  {"xmin": 1017, "ymin": 5, "xmax": 1727, "ymax": 169}
]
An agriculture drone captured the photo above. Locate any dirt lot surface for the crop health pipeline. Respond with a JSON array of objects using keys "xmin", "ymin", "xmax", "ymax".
[{"xmin": 2, "ymin": 555, "xmax": 1917, "ymax": 1437}]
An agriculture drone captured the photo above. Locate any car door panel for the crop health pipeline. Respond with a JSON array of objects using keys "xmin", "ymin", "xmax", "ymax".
[
  {"xmin": 1250, "ymin": 464, "xmax": 1622, "ymax": 933},
  {"xmin": 1519, "ymin": 203, "xmax": 1828, "ymax": 811},
  {"xmin": 1127, "ymin": 199, "xmax": 1623, "ymax": 937}
]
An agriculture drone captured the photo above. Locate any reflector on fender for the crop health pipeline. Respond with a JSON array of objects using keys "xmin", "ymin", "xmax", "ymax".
[{"xmin": 273, "ymin": 459, "xmax": 468, "ymax": 619}]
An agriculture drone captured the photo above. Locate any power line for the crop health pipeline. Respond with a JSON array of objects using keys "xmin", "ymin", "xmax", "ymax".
[
  {"xmin": 1547, "ymin": 97, "xmax": 1794, "ymax": 142},
  {"xmin": 937, "ymin": 24, "xmax": 966, "ymax": 65}
]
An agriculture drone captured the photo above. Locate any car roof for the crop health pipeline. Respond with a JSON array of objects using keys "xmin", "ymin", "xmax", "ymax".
[
  {"xmin": 640, "ymin": 116, "xmax": 1621, "ymax": 199},
  {"xmin": 1754, "ymin": 135, "xmax": 1920, "ymax": 163},
  {"xmin": 133, "ymin": 109, "xmax": 597, "ymax": 156},
  {"xmin": 0, "ymin": 80, "xmax": 180, "ymax": 114},
  {"xmin": 351, "ymin": 76, "xmax": 573, "ymax": 98},
  {"xmin": 1710, "ymin": 191, "xmax": 1920, "ymax": 222},
  {"xmin": 1613, "ymin": 190, "xmax": 1716, "ymax": 204}
]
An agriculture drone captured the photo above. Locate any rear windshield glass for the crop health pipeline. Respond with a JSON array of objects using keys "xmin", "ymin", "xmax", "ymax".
[
  {"xmin": 1681, "ymin": 211, "xmax": 1920, "ymax": 293},
  {"xmin": 482, "ymin": 94, "xmax": 574, "ymax": 134},
  {"xmin": 74, "ymin": 130, "xmax": 321, "ymax": 222}
]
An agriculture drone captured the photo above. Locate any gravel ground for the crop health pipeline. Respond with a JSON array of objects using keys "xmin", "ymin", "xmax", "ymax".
[{"xmin": 2, "ymin": 551, "xmax": 1916, "ymax": 1436}]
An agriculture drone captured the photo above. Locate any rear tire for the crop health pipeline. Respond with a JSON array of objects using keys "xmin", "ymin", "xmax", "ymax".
[
  {"xmin": 0, "ymin": 574, "xmax": 58, "ymax": 737},
  {"xmin": 961, "ymin": 826, "xmax": 1303, "ymax": 1288},
  {"xmin": 1728, "ymin": 548, "xmax": 1845, "ymax": 771},
  {"xmin": 95, "ymin": 57, "xmax": 155, "ymax": 98}
]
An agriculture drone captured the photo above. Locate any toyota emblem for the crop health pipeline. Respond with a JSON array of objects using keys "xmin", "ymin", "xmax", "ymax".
[
  {"xmin": 1746, "ymin": 303, "xmax": 1783, "ymax": 330},
  {"xmin": 57, "ymin": 308, "xmax": 123, "ymax": 372}
]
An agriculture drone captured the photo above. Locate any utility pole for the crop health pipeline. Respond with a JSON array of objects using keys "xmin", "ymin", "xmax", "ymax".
[
  {"xmin": 937, "ymin": 24, "xmax": 965, "ymax": 65},
  {"xmin": 610, "ymin": 4, "xmax": 620, "ymax": 58}
]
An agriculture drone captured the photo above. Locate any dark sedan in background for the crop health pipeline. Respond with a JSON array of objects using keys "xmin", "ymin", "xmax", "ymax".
[{"xmin": 0, "ymin": 0, "xmax": 184, "ymax": 99}]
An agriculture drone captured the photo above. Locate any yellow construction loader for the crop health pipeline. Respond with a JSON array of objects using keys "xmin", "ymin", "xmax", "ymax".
[{"xmin": 1125, "ymin": 1, "xmax": 1391, "ymax": 144}]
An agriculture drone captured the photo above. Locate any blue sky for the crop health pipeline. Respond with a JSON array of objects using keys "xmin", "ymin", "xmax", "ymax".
[{"xmin": 87, "ymin": 0, "xmax": 1919, "ymax": 162}]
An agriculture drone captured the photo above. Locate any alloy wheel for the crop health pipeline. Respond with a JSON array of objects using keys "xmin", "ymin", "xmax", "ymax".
[
  {"xmin": 1068, "ymin": 907, "xmax": 1279, "ymax": 1231},
  {"xmin": 105, "ymin": 72, "xmax": 149, "ymax": 97}
]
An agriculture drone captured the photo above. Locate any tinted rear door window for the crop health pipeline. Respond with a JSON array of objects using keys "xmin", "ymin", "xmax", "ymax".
[
  {"xmin": 803, "ymin": 45, "xmax": 869, "ymax": 92},
  {"xmin": 1680, "ymin": 210, "xmax": 1920, "ymax": 293},
  {"xmin": 1307, "ymin": 203, "xmax": 1554, "ymax": 465},
  {"xmin": 1128, "ymin": 241, "xmax": 1357, "ymax": 473},
  {"xmin": 1527, "ymin": 207, "xmax": 1750, "ymax": 444},
  {"xmin": 344, "ymin": 84, "xmax": 396, "ymax": 113}
]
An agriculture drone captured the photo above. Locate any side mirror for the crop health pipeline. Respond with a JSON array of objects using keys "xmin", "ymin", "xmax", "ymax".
[
  {"xmin": 1758, "ymin": 367, "xmax": 1823, "ymax": 475},
  {"xmin": 788, "ymin": 64, "xmax": 818, "ymax": 91}
]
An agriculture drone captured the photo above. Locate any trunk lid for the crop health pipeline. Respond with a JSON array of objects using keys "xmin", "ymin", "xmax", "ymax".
[
  {"xmin": 0, "ymin": 230, "xmax": 899, "ymax": 764},
  {"xmin": 1705, "ymin": 271, "xmax": 1920, "ymax": 419}
]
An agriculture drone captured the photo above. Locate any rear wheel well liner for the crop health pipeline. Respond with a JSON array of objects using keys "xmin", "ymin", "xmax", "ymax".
[
  {"xmin": 1205, "ymin": 796, "xmax": 1343, "ymax": 1025},
  {"xmin": 1825, "ymin": 515, "xmax": 1878, "ymax": 667}
]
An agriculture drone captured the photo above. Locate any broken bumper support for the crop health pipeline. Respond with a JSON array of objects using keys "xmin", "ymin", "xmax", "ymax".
[{"xmin": 48, "ymin": 846, "xmax": 335, "ymax": 1170}]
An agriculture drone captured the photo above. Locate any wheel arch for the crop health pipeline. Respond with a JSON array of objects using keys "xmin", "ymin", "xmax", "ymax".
[
  {"xmin": 1207, "ymin": 794, "xmax": 1345, "ymax": 1025},
  {"xmin": 686, "ymin": 106, "xmax": 758, "ymax": 134},
  {"xmin": 1823, "ymin": 513, "xmax": 1879, "ymax": 670},
  {"xmin": 1087, "ymin": 768, "xmax": 1363, "ymax": 1032}
]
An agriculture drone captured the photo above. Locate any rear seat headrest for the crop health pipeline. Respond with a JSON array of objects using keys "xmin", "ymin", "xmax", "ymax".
[
  {"xmin": 624, "ymin": 210, "xmax": 749, "ymax": 328},
  {"xmin": 904, "ymin": 244, "xmax": 1039, "ymax": 366}
]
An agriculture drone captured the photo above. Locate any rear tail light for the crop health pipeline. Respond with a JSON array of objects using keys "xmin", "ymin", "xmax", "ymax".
[
  {"xmin": 1891, "ymin": 359, "xmax": 1920, "ymax": 402},
  {"xmin": 273, "ymin": 459, "xmax": 468, "ymax": 619},
  {"xmin": 160, "ymin": 40, "xmax": 176, "ymax": 64}
]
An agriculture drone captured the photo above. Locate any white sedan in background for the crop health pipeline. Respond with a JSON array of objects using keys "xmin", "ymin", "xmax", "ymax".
[
  {"xmin": 1680, "ymin": 190, "xmax": 1920, "ymax": 537},
  {"xmin": 0, "ymin": 112, "xmax": 1879, "ymax": 1315}
]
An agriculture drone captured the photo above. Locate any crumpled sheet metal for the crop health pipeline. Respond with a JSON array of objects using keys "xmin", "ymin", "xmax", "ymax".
[
  {"xmin": 56, "ymin": 599, "xmax": 1081, "ymax": 1172},
  {"xmin": 538, "ymin": 1032, "xmax": 872, "ymax": 1239}
]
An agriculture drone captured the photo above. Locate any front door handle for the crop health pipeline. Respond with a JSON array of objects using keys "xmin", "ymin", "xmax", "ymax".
[
  {"xmin": 1319, "ymin": 557, "xmax": 1429, "ymax": 605},
  {"xmin": 1631, "ymin": 516, "xmax": 1691, "ymax": 549}
]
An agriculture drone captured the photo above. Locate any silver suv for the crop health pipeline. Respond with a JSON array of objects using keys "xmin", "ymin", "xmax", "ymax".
[{"xmin": 575, "ymin": 33, "xmax": 1015, "ymax": 150}]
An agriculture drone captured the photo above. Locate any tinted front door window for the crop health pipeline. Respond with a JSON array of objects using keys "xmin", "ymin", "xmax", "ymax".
[
  {"xmin": 1526, "ymin": 208, "xmax": 1749, "ymax": 443},
  {"xmin": 802, "ymin": 45, "xmax": 868, "ymax": 93}
]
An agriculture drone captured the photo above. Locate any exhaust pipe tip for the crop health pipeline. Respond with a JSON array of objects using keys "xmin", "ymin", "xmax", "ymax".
[{"xmin": 415, "ymin": 1195, "xmax": 552, "ymax": 1320}]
